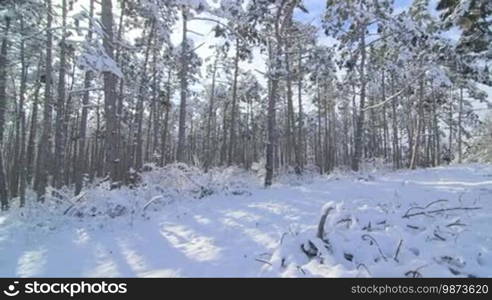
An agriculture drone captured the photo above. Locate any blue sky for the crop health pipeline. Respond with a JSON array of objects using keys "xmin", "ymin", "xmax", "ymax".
[{"xmin": 295, "ymin": 0, "xmax": 423, "ymax": 22}]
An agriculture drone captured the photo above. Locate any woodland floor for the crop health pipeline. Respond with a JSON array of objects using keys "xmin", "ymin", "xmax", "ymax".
[{"xmin": 0, "ymin": 164, "xmax": 491, "ymax": 277}]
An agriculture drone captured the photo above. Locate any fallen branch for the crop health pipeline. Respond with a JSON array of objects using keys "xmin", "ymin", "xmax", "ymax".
[
  {"xmin": 143, "ymin": 195, "xmax": 164, "ymax": 211},
  {"xmin": 297, "ymin": 266, "xmax": 306, "ymax": 275},
  {"xmin": 362, "ymin": 234, "xmax": 388, "ymax": 261},
  {"xmin": 394, "ymin": 239, "xmax": 403, "ymax": 262},
  {"xmin": 357, "ymin": 263, "xmax": 371, "ymax": 276},
  {"xmin": 405, "ymin": 263, "xmax": 430, "ymax": 278},
  {"xmin": 63, "ymin": 192, "xmax": 87, "ymax": 215},
  {"xmin": 433, "ymin": 231, "xmax": 446, "ymax": 241},
  {"xmin": 402, "ymin": 206, "xmax": 482, "ymax": 218},
  {"xmin": 402, "ymin": 199, "xmax": 448, "ymax": 218},
  {"xmin": 254, "ymin": 258, "xmax": 272, "ymax": 266},
  {"xmin": 446, "ymin": 219, "xmax": 466, "ymax": 228}
]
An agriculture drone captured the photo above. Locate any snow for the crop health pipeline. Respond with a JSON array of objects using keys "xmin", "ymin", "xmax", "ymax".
[{"xmin": 0, "ymin": 164, "xmax": 491, "ymax": 277}]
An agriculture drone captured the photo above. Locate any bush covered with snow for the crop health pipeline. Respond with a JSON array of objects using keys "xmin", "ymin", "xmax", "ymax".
[
  {"xmin": 7, "ymin": 164, "xmax": 261, "ymax": 229},
  {"xmin": 264, "ymin": 195, "xmax": 490, "ymax": 277}
]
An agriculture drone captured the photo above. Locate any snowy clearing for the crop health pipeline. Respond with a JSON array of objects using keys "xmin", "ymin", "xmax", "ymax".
[{"xmin": 0, "ymin": 164, "xmax": 491, "ymax": 277}]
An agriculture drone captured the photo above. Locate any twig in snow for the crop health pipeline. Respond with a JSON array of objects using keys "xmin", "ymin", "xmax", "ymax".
[
  {"xmin": 433, "ymin": 231, "xmax": 446, "ymax": 241},
  {"xmin": 143, "ymin": 195, "xmax": 164, "ymax": 211},
  {"xmin": 280, "ymin": 232, "xmax": 288, "ymax": 245},
  {"xmin": 357, "ymin": 263, "xmax": 371, "ymax": 277},
  {"xmin": 402, "ymin": 199, "xmax": 448, "ymax": 218},
  {"xmin": 402, "ymin": 206, "xmax": 482, "ymax": 218},
  {"xmin": 336, "ymin": 218, "xmax": 352, "ymax": 229},
  {"xmin": 63, "ymin": 192, "xmax": 87, "ymax": 215},
  {"xmin": 361, "ymin": 234, "xmax": 388, "ymax": 261},
  {"xmin": 446, "ymin": 219, "xmax": 466, "ymax": 228},
  {"xmin": 405, "ymin": 270, "xmax": 422, "ymax": 278},
  {"xmin": 336, "ymin": 218, "xmax": 352, "ymax": 225},
  {"xmin": 405, "ymin": 263, "xmax": 430, "ymax": 278},
  {"xmin": 393, "ymin": 239, "xmax": 403, "ymax": 262},
  {"xmin": 254, "ymin": 258, "xmax": 272, "ymax": 266},
  {"xmin": 317, "ymin": 205, "xmax": 334, "ymax": 240},
  {"xmin": 297, "ymin": 266, "xmax": 306, "ymax": 275}
]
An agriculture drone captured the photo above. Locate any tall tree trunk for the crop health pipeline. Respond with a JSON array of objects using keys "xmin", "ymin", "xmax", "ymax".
[
  {"xmin": 431, "ymin": 82, "xmax": 440, "ymax": 166},
  {"xmin": 176, "ymin": 9, "xmax": 188, "ymax": 163},
  {"xmin": 316, "ymin": 81, "xmax": 323, "ymax": 173},
  {"xmin": 220, "ymin": 101, "xmax": 229, "ymax": 165},
  {"xmin": 205, "ymin": 55, "xmax": 218, "ymax": 171},
  {"xmin": 101, "ymin": 0, "xmax": 121, "ymax": 186},
  {"xmin": 265, "ymin": 39, "xmax": 280, "ymax": 186},
  {"xmin": 351, "ymin": 22, "xmax": 366, "ymax": 172},
  {"xmin": 75, "ymin": 0, "xmax": 94, "ymax": 195},
  {"xmin": 63, "ymin": 56, "xmax": 76, "ymax": 186},
  {"xmin": 457, "ymin": 86, "xmax": 463, "ymax": 163},
  {"xmin": 26, "ymin": 59, "xmax": 42, "ymax": 184},
  {"xmin": 410, "ymin": 77, "xmax": 424, "ymax": 169},
  {"xmin": 448, "ymin": 95, "xmax": 453, "ymax": 161},
  {"xmin": 0, "ymin": 16, "xmax": 10, "ymax": 210},
  {"xmin": 381, "ymin": 70, "xmax": 389, "ymax": 161},
  {"xmin": 18, "ymin": 17, "xmax": 27, "ymax": 206},
  {"xmin": 35, "ymin": 0, "xmax": 53, "ymax": 202},
  {"xmin": 295, "ymin": 47, "xmax": 303, "ymax": 174},
  {"xmin": 285, "ymin": 49, "xmax": 296, "ymax": 168},
  {"xmin": 53, "ymin": 0, "xmax": 68, "ymax": 189},
  {"xmin": 390, "ymin": 74, "xmax": 400, "ymax": 169},
  {"xmin": 160, "ymin": 69, "xmax": 172, "ymax": 167},
  {"xmin": 227, "ymin": 38, "xmax": 240, "ymax": 166},
  {"xmin": 135, "ymin": 22, "xmax": 155, "ymax": 171}
]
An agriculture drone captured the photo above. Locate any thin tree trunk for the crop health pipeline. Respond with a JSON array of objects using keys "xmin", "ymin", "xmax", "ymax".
[
  {"xmin": 35, "ymin": 0, "xmax": 54, "ymax": 202},
  {"xmin": 75, "ymin": 0, "xmax": 94, "ymax": 195},
  {"xmin": 228, "ymin": 38, "xmax": 240, "ymax": 166},
  {"xmin": 351, "ymin": 21, "xmax": 366, "ymax": 172},
  {"xmin": 0, "ymin": 16, "xmax": 10, "ymax": 210},
  {"xmin": 205, "ymin": 55, "xmax": 218, "ymax": 171},
  {"xmin": 295, "ymin": 47, "xmax": 303, "ymax": 174},
  {"xmin": 135, "ymin": 22, "xmax": 155, "ymax": 171},
  {"xmin": 53, "ymin": 0, "xmax": 68, "ymax": 189},
  {"xmin": 160, "ymin": 69, "xmax": 172, "ymax": 167},
  {"xmin": 26, "ymin": 59, "xmax": 42, "ymax": 184},
  {"xmin": 285, "ymin": 49, "xmax": 296, "ymax": 168},
  {"xmin": 18, "ymin": 17, "xmax": 28, "ymax": 206},
  {"xmin": 431, "ymin": 82, "xmax": 440, "ymax": 166},
  {"xmin": 410, "ymin": 77, "xmax": 424, "ymax": 169},
  {"xmin": 265, "ymin": 39, "xmax": 280, "ymax": 186},
  {"xmin": 390, "ymin": 74, "xmax": 400, "ymax": 169},
  {"xmin": 458, "ymin": 86, "xmax": 463, "ymax": 163},
  {"xmin": 101, "ymin": 0, "xmax": 120, "ymax": 186},
  {"xmin": 176, "ymin": 9, "xmax": 188, "ymax": 163}
]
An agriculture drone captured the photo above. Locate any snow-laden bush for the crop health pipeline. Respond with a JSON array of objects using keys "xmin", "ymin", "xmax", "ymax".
[
  {"xmin": 8, "ymin": 164, "xmax": 261, "ymax": 229},
  {"xmin": 276, "ymin": 164, "xmax": 322, "ymax": 186},
  {"xmin": 263, "ymin": 197, "xmax": 489, "ymax": 277},
  {"xmin": 467, "ymin": 113, "xmax": 492, "ymax": 163}
]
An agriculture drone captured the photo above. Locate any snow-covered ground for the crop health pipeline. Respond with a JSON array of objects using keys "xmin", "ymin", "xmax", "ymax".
[{"xmin": 0, "ymin": 164, "xmax": 491, "ymax": 277}]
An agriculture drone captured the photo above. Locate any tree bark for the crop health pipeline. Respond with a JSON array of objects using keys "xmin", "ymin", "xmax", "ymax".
[
  {"xmin": 75, "ymin": 0, "xmax": 94, "ymax": 195},
  {"xmin": 101, "ymin": 0, "xmax": 121, "ymax": 186},
  {"xmin": 458, "ymin": 86, "xmax": 463, "ymax": 163},
  {"xmin": 53, "ymin": 0, "xmax": 68, "ymax": 189},
  {"xmin": 35, "ymin": 0, "xmax": 54, "ymax": 202},
  {"xmin": 176, "ymin": 9, "xmax": 188, "ymax": 163},
  {"xmin": 227, "ymin": 38, "xmax": 240, "ymax": 166},
  {"xmin": 351, "ymin": 21, "xmax": 366, "ymax": 172},
  {"xmin": 0, "ymin": 16, "xmax": 10, "ymax": 210}
]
